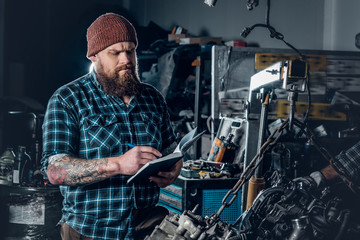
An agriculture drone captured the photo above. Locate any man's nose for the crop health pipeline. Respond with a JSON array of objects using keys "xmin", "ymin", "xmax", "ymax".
[{"xmin": 119, "ymin": 52, "xmax": 131, "ymax": 64}]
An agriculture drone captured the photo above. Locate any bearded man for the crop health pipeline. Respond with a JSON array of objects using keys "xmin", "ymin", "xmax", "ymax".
[{"xmin": 41, "ymin": 13, "xmax": 181, "ymax": 240}]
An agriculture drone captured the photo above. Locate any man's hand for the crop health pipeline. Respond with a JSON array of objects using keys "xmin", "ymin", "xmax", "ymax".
[
  {"xmin": 113, "ymin": 146, "xmax": 162, "ymax": 175},
  {"xmin": 149, "ymin": 159, "xmax": 183, "ymax": 188},
  {"xmin": 292, "ymin": 171, "xmax": 327, "ymax": 191}
]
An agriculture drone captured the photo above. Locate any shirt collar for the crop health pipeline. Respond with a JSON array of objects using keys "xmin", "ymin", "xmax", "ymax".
[{"xmin": 89, "ymin": 69, "xmax": 103, "ymax": 90}]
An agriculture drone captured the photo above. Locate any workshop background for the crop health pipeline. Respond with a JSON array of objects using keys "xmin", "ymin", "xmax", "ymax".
[
  {"xmin": 0, "ymin": 0, "xmax": 359, "ymax": 156},
  {"xmin": 0, "ymin": 0, "xmax": 359, "ymax": 111},
  {"xmin": 1, "ymin": 0, "xmax": 360, "ymax": 239}
]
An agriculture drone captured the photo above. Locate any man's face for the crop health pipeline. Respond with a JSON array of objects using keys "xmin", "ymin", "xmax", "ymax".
[{"xmin": 91, "ymin": 42, "xmax": 141, "ymax": 97}]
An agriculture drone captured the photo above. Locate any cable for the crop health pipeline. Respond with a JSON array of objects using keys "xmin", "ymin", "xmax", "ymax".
[
  {"xmin": 241, "ymin": 23, "xmax": 305, "ymax": 60},
  {"xmin": 265, "ymin": 0, "xmax": 270, "ymax": 25},
  {"xmin": 334, "ymin": 210, "xmax": 351, "ymax": 240},
  {"xmin": 241, "ymin": 0, "xmax": 305, "ymax": 60},
  {"xmin": 294, "ymin": 66, "xmax": 312, "ymax": 139},
  {"xmin": 241, "ymin": 0, "xmax": 312, "ymax": 136},
  {"xmin": 303, "ymin": 66, "xmax": 312, "ymax": 125}
]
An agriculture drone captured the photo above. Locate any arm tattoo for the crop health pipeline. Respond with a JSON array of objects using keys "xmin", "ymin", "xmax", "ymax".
[{"xmin": 47, "ymin": 155, "xmax": 110, "ymax": 186}]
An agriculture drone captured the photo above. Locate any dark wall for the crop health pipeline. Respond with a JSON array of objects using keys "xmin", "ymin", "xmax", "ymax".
[
  {"xmin": 1, "ymin": 0, "xmax": 154, "ymax": 152},
  {"xmin": 1, "ymin": 0, "xmax": 171, "ymax": 152},
  {"xmin": 3, "ymin": 0, "xmax": 137, "ymax": 109}
]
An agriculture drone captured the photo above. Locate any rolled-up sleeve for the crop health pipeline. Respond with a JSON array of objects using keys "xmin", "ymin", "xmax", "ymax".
[
  {"xmin": 41, "ymin": 93, "xmax": 79, "ymax": 172},
  {"xmin": 332, "ymin": 140, "xmax": 360, "ymax": 186}
]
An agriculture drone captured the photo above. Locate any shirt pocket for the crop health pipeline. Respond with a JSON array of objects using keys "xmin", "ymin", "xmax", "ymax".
[
  {"xmin": 84, "ymin": 115, "xmax": 122, "ymax": 150},
  {"xmin": 140, "ymin": 112, "xmax": 162, "ymax": 149}
]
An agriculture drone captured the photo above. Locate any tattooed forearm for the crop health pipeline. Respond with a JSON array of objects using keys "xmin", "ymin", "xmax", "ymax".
[{"xmin": 47, "ymin": 155, "xmax": 111, "ymax": 186}]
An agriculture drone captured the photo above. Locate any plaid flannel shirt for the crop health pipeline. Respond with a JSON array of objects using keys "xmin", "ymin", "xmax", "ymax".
[
  {"xmin": 333, "ymin": 140, "xmax": 360, "ymax": 186},
  {"xmin": 42, "ymin": 70, "xmax": 176, "ymax": 239}
]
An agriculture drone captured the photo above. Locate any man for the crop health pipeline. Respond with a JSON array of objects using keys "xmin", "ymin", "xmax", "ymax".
[{"xmin": 41, "ymin": 13, "xmax": 182, "ymax": 240}]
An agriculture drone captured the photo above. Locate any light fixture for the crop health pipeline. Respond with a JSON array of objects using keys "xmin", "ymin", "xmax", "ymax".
[{"xmin": 204, "ymin": 0, "xmax": 217, "ymax": 7}]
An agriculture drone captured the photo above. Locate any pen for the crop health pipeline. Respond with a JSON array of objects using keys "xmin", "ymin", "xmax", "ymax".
[{"xmin": 127, "ymin": 143, "xmax": 161, "ymax": 159}]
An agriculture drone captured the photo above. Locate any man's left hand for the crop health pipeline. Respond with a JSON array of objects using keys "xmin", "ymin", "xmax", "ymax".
[
  {"xmin": 149, "ymin": 159, "xmax": 183, "ymax": 188},
  {"xmin": 292, "ymin": 171, "xmax": 327, "ymax": 191}
]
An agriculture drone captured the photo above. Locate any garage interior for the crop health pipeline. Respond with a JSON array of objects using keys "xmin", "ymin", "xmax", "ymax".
[{"xmin": 1, "ymin": 0, "xmax": 360, "ymax": 239}]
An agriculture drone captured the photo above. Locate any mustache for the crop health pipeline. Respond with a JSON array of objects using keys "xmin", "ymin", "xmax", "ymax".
[{"xmin": 115, "ymin": 63, "xmax": 135, "ymax": 72}]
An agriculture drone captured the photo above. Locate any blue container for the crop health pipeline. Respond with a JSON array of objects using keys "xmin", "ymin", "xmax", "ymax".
[{"xmin": 202, "ymin": 189, "xmax": 241, "ymax": 224}]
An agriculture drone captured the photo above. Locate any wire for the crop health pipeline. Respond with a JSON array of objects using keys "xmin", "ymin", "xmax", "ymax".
[
  {"xmin": 265, "ymin": 0, "xmax": 270, "ymax": 25},
  {"xmin": 334, "ymin": 210, "xmax": 351, "ymax": 240},
  {"xmin": 241, "ymin": 0, "xmax": 312, "ymax": 134},
  {"xmin": 294, "ymin": 66, "xmax": 312, "ymax": 139},
  {"xmin": 241, "ymin": 0, "xmax": 305, "ymax": 60},
  {"xmin": 303, "ymin": 66, "xmax": 312, "ymax": 125},
  {"xmin": 241, "ymin": 23, "xmax": 305, "ymax": 60}
]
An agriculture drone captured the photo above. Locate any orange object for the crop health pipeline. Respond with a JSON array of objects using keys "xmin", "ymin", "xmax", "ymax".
[
  {"xmin": 192, "ymin": 58, "xmax": 201, "ymax": 66},
  {"xmin": 208, "ymin": 137, "xmax": 226, "ymax": 162},
  {"xmin": 246, "ymin": 176, "xmax": 266, "ymax": 209}
]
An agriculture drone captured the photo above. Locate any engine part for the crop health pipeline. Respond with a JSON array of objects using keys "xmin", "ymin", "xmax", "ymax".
[
  {"xmin": 145, "ymin": 206, "xmax": 239, "ymax": 240},
  {"xmin": 288, "ymin": 216, "xmax": 314, "ymax": 240},
  {"xmin": 238, "ymin": 174, "xmax": 360, "ymax": 240},
  {"xmin": 149, "ymin": 172, "xmax": 360, "ymax": 240}
]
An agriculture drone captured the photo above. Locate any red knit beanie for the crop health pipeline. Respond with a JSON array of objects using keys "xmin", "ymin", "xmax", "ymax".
[{"xmin": 86, "ymin": 13, "xmax": 138, "ymax": 58}]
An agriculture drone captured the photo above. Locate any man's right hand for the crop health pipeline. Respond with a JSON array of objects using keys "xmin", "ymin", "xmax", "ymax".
[
  {"xmin": 114, "ymin": 146, "xmax": 162, "ymax": 175},
  {"xmin": 46, "ymin": 146, "xmax": 162, "ymax": 186}
]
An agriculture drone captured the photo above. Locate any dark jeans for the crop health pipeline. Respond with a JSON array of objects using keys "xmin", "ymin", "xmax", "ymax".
[
  {"xmin": 58, "ymin": 206, "xmax": 168, "ymax": 240},
  {"xmin": 58, "ymin": 222, "xmax": 94, "ymax": 240},
  {"xmin": 132, "ymin": 205, "xmax": 169, "ymax": 239}
]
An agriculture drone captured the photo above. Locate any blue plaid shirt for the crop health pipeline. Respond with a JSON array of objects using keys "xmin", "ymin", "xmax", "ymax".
[
  {"xmin": 333, "ymin": 140, "xmax": 360, "ymax": 186},
  {"xmin": 42, "ymin": 70, "xmax": 176, "ymax": 239}
]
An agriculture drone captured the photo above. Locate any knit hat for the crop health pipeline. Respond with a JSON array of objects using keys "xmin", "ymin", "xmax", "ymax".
[{"xmin": 86, "ymin": 13, "xmax": 138, "ymax": 58}]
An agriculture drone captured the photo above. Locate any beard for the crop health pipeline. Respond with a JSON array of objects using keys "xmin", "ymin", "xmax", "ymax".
[{"xmin": 95, "ymin": 62, "xmax": 142, "ymax": 98}]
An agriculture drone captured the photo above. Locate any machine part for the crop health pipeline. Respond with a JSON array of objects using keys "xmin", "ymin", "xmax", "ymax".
[
  {"xmin": 277, "ymin": 101, "xmax": 347, "ymax": 121},
  {"xmin": 207, "ymin": 137, "xmax": 225, "ymax": 162},
  {"xmin": 153, "ymin": 174, "xmax": 360, "ymax": 239},
  {"xmin": 208, "ymin": 133, "xmax": 238, "ymax": 163},
  {"xmin": 181, "ymin": 168, "xmax": 201, "ymax": 178},
  {"xmin": 327, "ymin": 59, "xmax": 360, "ymax": 75},
  {"xmin": 0, "ymin": 148, "xmax": 15, "ymax": 185},
  {"xmin": 255, "ymin": 53, "xmax": 326, "ymax": 72},
  {"xmin": 267, "ymin": 142, "xmax": 306, "ymax": 179},
  {"xmin": 246, "ymin": 0, "xmax": 259, "ymax": 10},
  {"xmin": 220, "ymin": 98, "xmax": 247, "ymax": 117},
  {"xmin": 0, "ymin": 185, "xmax": 63, "ymax": 239},
  {"xmin": 149, "ymin": 117, "xmax": 360, "ymax": 239},
  {"xmin": 248, "ymin": 60, "xmax": 308, "ymax": 102},
  {"xmin": 246, "ymin": 176, "xmax": 265, "ymax": 210},
  {"xmin": 214, "ymin": 116, "xmax": 333, "ymax": 225},
  {"xmin": 288, "ymin": 216, "xmax": 314, "ymax": 240},
  {"xmin": 207, "ymin": 119, "xmax": 289, "ymax": 225},
  {"xmin": 356, "ymin": 32, "xmax": 360, "ymax": 49},
  {"xmin": 237, "ymin": 173, "xmax": 360, "ymax": 240},
  {"xmin": 204, "ymin": 0, "xmax": 217, "ymax": 7},
  {"xmin": 145, "ymin": 206, "xmax": 239, "ymax": 240},
  {"xmin": 199, "ymin": 171, "xmax": 221, "ymax": 179},
  {"xmin": 246, "ymin": 89, "xmax": 272, "ymax": 209},
  {"xmin": 210, "ymin": 117, "xmax": 245, "ymax": 165},
  {"xmin": 182, "ymin": 159, "xmax": 242, "ymax": 179}
]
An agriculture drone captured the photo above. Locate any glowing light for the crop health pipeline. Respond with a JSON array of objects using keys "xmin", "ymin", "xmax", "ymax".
[{"xmin": 89, "ymin": 63, "xmax": 94, "ymax": 73}]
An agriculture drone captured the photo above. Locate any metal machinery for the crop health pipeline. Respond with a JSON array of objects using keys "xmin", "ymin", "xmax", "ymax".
[
  {"xmin": 245, "ymin": 58, "xmax": 309, "ymax": 208},
  {"xmin": 146, "ymin": 47, "xmax": 360, "ymax": 239}
]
